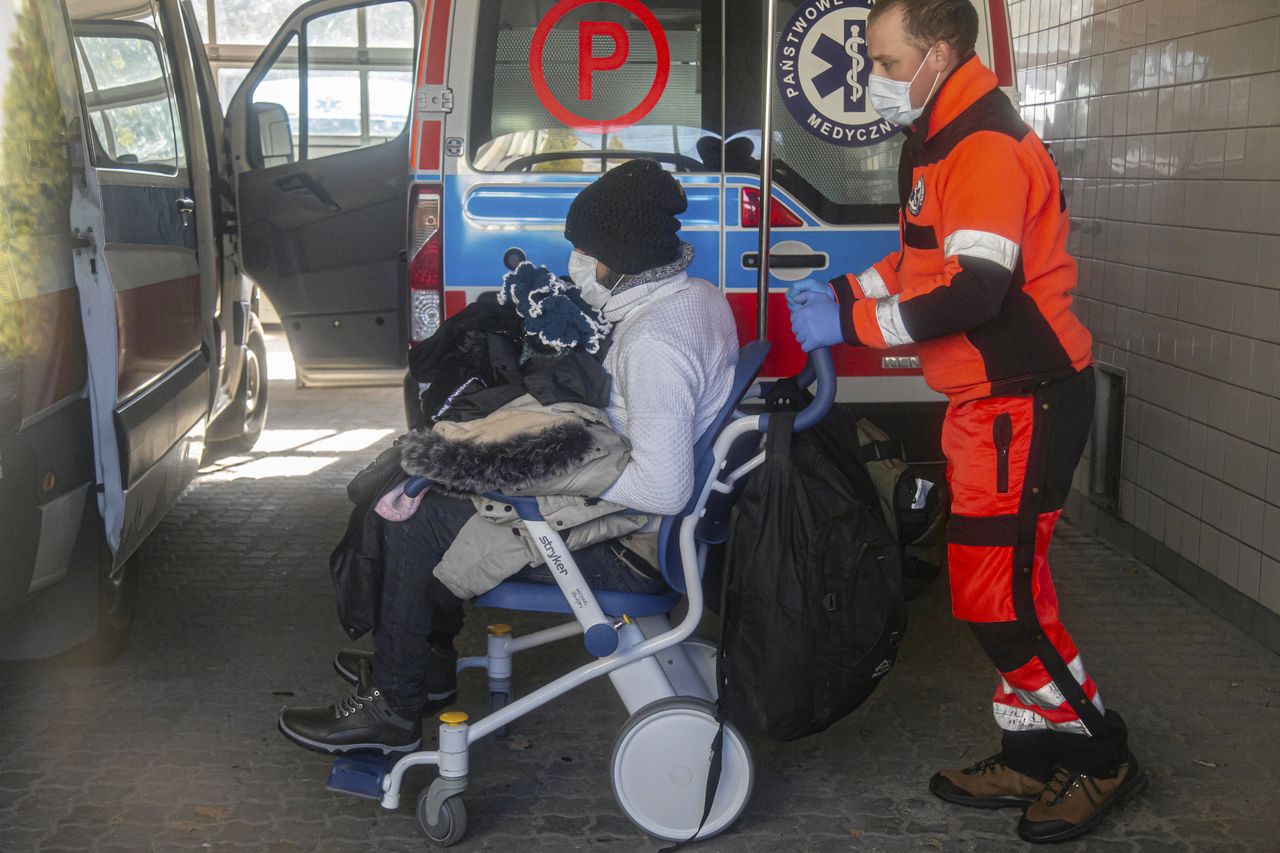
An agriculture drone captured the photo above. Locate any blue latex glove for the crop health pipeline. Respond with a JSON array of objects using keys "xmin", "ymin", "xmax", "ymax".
[
  {"xmin": 786, "ymin": 278, "xmax": 832, "ymax": 310},
  {"xmin": 789, "ymin": 291, "xmax": 845, "ymax": 352}
]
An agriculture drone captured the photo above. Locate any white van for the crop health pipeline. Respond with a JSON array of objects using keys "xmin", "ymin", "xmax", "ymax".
[
  {"xmin": 0, "ymin": 0, "xmax": 266, "ymax": 660},
  {"xmin": 224, "ymin": 0, "xmax": 1016, "ymax": 432}
]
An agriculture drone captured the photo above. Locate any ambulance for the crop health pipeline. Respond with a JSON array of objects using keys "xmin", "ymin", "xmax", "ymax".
[{"xmin": 225, "ymin": 0, "xmax": 1018, "ymax": 431}]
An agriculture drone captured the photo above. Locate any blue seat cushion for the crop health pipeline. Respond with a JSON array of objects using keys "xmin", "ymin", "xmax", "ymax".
[{"xmin": 474, "ymin": 580, "xmax": 679, "ymax": 617}]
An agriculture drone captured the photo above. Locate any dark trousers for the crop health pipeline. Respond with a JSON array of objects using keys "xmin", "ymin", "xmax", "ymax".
[
  {"xmin": 374, "ymin": 491, "xmax": 666, "ymax": 717},
  {"xmin": 943, "ymin": 368, "xmax": 1128, "ymax": 779}
]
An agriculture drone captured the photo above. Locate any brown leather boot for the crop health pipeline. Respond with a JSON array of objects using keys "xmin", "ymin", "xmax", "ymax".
[
  {"xmin": 929, "ymin": 753, "xmax": 1048, "ymax": 809},
  {"xmin": 1017, "ymin": 754, "xmax": 1147, "ymax": 843}
]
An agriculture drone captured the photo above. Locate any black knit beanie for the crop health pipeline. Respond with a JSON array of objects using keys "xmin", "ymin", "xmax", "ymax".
[{"xmin": 563, "ymin": 159, "xmax": 687, "ymax": 275}]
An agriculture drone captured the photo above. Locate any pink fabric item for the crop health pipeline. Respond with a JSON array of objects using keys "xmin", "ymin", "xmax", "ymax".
[{"xmin": 375, "ymin": 480, "xmax": 426, "ymax": 522}]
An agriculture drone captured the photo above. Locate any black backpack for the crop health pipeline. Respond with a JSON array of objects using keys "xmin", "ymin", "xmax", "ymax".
[{"xmin": 718, "ymin": 411, "xmax": 906, "ymax": 741}]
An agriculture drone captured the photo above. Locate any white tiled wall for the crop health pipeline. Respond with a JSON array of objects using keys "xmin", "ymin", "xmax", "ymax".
[{"xmin": 1008, "ymin": 0, "xmax": 1280, "ymax": 615}]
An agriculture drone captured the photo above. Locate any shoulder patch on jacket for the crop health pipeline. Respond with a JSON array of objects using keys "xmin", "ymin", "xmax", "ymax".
[{"xmin": 907, "ymin": 176, "xmax": 926, "ymax": 216}]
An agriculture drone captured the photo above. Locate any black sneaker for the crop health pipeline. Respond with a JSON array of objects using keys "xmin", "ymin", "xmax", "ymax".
[
  {"xmin": 333, "ymin": 646, "xmax": 459, "ymax": 711},
  {"xmin": 278, "ymin": 683, "xmax": 423, "ymax": 755}
]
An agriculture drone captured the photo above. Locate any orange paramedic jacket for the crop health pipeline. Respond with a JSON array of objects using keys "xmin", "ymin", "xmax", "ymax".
[{"xmin": 831, "ymin": 56, "xmax": 1092, "ymax": 404}]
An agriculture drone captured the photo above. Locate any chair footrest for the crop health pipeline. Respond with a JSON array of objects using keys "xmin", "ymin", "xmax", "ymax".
[{"xmin": 327, "ymin": 752, "xmax": 395, "ymax": 800}]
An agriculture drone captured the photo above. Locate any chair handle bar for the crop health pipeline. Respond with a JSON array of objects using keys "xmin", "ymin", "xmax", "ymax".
[{"xmin": 760, "ymin": 346, "xmax": 835, "ymax": 433}]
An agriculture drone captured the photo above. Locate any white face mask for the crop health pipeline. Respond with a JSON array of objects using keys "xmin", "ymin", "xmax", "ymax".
[
  {"xmin": 868, "ymin": 46, "xmax": 942, "ymax": 128},
  {"xmin": 569, "ymin": 250, "xmax": 614, "ymax": 309}
]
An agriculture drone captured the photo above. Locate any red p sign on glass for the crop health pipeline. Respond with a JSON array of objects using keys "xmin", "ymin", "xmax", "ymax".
[
  {"xmin": 578, "ymin": 21, "xmax": 629, "ymax": 100},
  {"xmin": 530, "ymin": 0, "xmax": 670, "ymax": 133}
]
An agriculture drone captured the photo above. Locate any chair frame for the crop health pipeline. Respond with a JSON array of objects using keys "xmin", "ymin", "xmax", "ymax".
[
  {"xmin": 378, "ymin": 402, "xmax": 769, "ymax": 813},
  {"xmin": 328, "ymin": 345, "xmax": 835, "ymax": 845}
]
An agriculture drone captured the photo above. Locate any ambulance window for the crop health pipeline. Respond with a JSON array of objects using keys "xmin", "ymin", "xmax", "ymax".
[
  {"xmin": 725, "ymin": 0, "xmax": 899, "ymax": 224},
  {"xmin": 218, "ymin": 68, "xmax": 250, "ymax": 112},
  {"xmin": 249, "ymin": 0, "xmax": 414, "ymax": 164},
  {"xmin": 214, "ymin": 0, "xmax": 305, "ymax": 46},
  {"xmin": 70, "ymin": 3, "xmax": 185, "ymax": 174},
  {"xmin": 470, "ymin": 0, "xmax": 721, "ymax": 173}
]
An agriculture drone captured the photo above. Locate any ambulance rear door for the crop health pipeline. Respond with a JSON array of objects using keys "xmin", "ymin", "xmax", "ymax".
[
  {"xmin": 727, "ymin": 0, "xmax": 1015, "ymax": 402},
  {"xmin": 226, "ymin": 0, "xmax": 421, "ymax": 386},
  {"xmin": 436, "ymin": 0, "xmax": 723, "ymax": 323}
]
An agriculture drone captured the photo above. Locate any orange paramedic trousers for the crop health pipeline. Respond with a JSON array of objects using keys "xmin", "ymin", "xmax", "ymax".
[{"xmin": 943, "ymin": 367, "xmax": 1127, "ymax": 778}]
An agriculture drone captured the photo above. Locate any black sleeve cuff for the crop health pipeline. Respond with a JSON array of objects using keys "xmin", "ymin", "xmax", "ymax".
[{"xmin": 830, "ymin": 276, "xmax": 863, "ymax": 347}]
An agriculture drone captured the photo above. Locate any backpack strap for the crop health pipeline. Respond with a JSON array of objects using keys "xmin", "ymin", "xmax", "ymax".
[
  {"xmin": 859, "ymin": 439, "xmax": 902, "ymax": 463},
  {"xmin": 764, "ymin": 410, "xmax": 796, "ymax": 462}
]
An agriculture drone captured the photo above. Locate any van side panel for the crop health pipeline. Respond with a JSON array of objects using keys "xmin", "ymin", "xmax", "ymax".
[{"xmin": 0, "ymin": 0, "xmax": 96, "ymax": 609}]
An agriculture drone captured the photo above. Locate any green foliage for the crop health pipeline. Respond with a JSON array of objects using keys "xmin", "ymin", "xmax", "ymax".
[{"xmin": 0, "ymin": 1, "xmax": 74, "ymax": 360}]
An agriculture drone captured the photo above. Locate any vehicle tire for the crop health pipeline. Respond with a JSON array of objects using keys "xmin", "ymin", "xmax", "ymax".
[
  {"xmin": 610, "ymin": 697, "xmax": 753, "ymax": 842},
  {"xmin": 417, "ymin": 791, "xmax": 467, "ymax": 847},
  {"xmin": 64, "ymin": 544, "xmax": 136, "ymax": 665},
  {"xmin": 205, "ymin": 318, "xmax": 269, "ymax": 459}
]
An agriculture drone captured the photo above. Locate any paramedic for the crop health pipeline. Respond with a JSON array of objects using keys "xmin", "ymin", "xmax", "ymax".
[
  {"xmin": 787, "ymin": 0, "xmax": 1144, "ymax": 844},
  {"xmin": 277, "ymin": 160, "xmax": 738, "ymax": 756}
]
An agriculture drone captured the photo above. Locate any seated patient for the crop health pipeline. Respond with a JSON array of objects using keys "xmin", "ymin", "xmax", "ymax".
[{"xmin": 279, "ymin": 159, "xmax": 739, "ymax": 754}]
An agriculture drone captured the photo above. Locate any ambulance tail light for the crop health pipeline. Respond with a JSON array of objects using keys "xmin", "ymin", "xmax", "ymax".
[
  {"xmin": 408, "ymin": 185, "xmax": 443, "ymax": 345},
  {"xmin": 741, "ymin": 187, "xmax": 803, "ymax": 228}
]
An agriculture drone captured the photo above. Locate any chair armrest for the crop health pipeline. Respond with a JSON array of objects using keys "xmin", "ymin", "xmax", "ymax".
[{"xmin": 480, "ymin": 492, "xmax": 543, "ymax": 521}]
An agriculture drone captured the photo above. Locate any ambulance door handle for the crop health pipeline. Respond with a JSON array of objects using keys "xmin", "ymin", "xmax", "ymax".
[
  {"xmin": 741, "ymin": 251, "xmax": 827, "ymax": 270},
  {"xmin": 175, "ymin": 196, "xmax": 195, "ymax": 227}
]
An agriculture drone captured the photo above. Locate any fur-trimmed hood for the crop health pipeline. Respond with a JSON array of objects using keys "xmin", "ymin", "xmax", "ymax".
[{"xmin": 399, "ymin": 394, "xmax": 630, "ymax": 497}]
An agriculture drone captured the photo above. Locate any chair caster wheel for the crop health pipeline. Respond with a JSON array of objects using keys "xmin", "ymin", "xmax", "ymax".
[{"xmin": 417, "ymin": 790, "xmax": 467, "ymax": 846}]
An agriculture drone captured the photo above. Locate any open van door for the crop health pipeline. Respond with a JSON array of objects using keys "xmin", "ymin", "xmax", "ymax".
[
  {"xmin": 225, "ymin": 0, "xmax": 420, "ymax": 386},
  {"xmin": 65, "ymin": 0, "xmax": 215, "ymax": 565}
]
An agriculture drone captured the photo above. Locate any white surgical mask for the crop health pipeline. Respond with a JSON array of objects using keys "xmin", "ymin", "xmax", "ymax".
[
  {"xmin": 869, "ymin": 47, "xmax": 942, "ymax": 128},
  {"xmin": 569, "ymin": 250, "xmax": 614, "ymax": 309}
]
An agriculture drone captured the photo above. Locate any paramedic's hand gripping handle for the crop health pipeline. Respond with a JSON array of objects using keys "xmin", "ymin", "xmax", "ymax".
[{"xmin": 760, "ymin": 347, "xmax": 835, "ymax": 434}]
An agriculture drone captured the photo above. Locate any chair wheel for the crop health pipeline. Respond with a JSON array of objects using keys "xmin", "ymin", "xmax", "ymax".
[
  {"xmin": 610, "ymin": 697, "xmax": 753, "ymax": 842},
  {"xmin": 417, "ymin": 790, "xmax": 467, "ymax": 846}
]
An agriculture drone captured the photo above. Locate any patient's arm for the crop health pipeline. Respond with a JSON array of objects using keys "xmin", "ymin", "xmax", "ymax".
[{"xmin": 599, "ymin": 339, "xmax": 699, "ymax": 516}]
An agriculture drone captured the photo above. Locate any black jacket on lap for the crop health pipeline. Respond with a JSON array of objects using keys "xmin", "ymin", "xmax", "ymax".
[{"xmin": 408, "ymin": 292, "xmax": 612, "ymax": 426}]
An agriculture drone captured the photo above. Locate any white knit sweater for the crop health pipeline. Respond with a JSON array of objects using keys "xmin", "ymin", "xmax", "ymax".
[{"xmin": 597, "ymin": 272, "xmax": 739, "ymax": 516}]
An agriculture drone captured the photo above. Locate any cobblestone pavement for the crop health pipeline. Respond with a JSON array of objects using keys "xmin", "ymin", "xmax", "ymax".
[{"xmin": 3, "ymin": 343, "xmax": 1279, "ymax": 852}]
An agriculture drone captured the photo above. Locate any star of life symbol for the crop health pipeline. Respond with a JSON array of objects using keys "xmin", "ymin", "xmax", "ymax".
[
  {"xmin": 776, "ymin": 0, "xmax": 898, "ymax": 148},
  {"xmin": 811, "ymin": 19, "xmax": 866, "ymax": 109}
]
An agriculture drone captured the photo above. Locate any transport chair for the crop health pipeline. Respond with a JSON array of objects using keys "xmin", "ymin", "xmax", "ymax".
[{"xmin": 326, "ymin": 343, "xmax": 835, "ymax": 846}]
